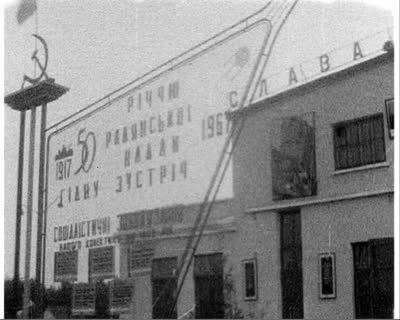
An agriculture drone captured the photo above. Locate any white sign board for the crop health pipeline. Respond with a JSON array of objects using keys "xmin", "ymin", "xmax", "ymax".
[
  {"xmin": 47, "ymin": 21, "xmax": 270, "ymax": 214},
  {"xmin": 45, "ymin": 20, "xmax": 271, "ymax": 285}
]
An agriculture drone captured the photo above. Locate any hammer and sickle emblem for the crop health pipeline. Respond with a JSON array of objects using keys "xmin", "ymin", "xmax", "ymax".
[{"xmin": 22, "ymin": 34, "xmax": 49, "ymax": 87}]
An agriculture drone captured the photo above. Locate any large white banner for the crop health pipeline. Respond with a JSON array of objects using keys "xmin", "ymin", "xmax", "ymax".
[
  {"xmin": 47, "ymin": 20, "xmax": 270, "ymax": 218},
  {"xmin": 45, "ymin": 20, "xmax": 271, "ymax": 284}
]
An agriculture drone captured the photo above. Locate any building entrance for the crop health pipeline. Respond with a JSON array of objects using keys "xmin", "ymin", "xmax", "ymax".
[
  {"xmin": 280, "ymin": 210, "xmax": 304, "ymax": 319},
  {"xmin": 194, "ymin": 253, "xmax": 224, "ymax": 319},
  {"xmin": 152, "ymin": 257, "xmax": 178, "ymax": 319}
]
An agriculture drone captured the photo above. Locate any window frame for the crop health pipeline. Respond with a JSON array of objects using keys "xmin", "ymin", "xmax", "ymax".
[
  {"xmin": 242, "ymin": 258, "xmax": 258, "ymax": 301},
  {"xmin": 333, "ymin": 113, "xmax": 386, "ymax": 170},
  {"xmin": 318, "ymin": 252, "xmax": 336, "ymax": 299},
  {"xmin": 385, "ymin": 98, "xmax": 394, "ymax": 139}
]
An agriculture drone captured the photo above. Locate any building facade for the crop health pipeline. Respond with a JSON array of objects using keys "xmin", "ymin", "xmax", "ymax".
[
  {"xmin": 230, "ymin": 52, "xmax": 394, "ymax": 319},
  {"xmin": 43, "ymin": 2, "xmax": 394, "ymax": 319}
]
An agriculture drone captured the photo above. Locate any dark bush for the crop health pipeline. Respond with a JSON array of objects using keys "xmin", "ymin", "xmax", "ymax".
[
  {"xmin": 4, "ymin": 278, "xmax": 44, "ymax": 319},
  {"xmin": 4, "ymin": 278, "xmax": 23, "ymax": 319},
  {"xmin": 5, "ymin": 279, "xmax": 112, "ymax": 319}
]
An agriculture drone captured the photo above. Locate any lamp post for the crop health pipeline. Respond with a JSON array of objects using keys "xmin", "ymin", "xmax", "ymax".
[
  {"xmin": 36, "ymin": 102, "xmax": 47, "ymax": 287},
  {"xmin": 12, "ymin": 110, "xmax": 26, "ymax": 319},
  {"xmin": 4, "ymin": 34, "xmax": 69, "ymax": 318},
  {"xmin": 5, "ymin": 79, "xmax": 69, "ymax": 318}
]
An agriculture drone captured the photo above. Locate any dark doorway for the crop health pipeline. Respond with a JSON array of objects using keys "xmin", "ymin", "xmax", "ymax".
[
  {"xmin": 194, "ymin": 253, "xmax": 224, "ymax": 319},
  {"xmin": 280, "ymin": 210, "xmax": 304, "ymax": 319},
  {"xmin": 152, "ymin": 257, "xmax": 177, "ymax": 319},
  {"xmin": 353, "ymin": 238, "xmax": 394, "ymax": 319}
]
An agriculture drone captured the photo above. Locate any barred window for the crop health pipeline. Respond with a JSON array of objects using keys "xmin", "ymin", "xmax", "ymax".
[{"xmin": 334, "ymin": 114, "xmax": 385, "ymax": 170}]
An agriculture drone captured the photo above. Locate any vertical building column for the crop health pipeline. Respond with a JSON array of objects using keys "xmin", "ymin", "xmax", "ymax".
[
  {"xmin": 35, "ymin": 102, "xmax": 47, "ymax": 316},
  {"xmin": 114, "ymin": 244, "xmax": 121, "ymax": 278},
  {"xmin": 13, "ymin": 111, "xmax": 26, "ymax": 318},
  {"xmin": 36, "ymin": 103, "xmax": 47, "ymax": 282},
  {"xmin": 134, "ymin": 274, "xmax": 152, "ymax": 319},
  {"xmin": 23, "ymin": 107, "xmax": 37, "ymax": 319}
]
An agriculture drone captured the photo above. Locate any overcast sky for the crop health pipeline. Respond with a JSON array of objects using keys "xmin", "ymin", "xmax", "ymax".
[{"xmin": 2, "ymin": 0, "xmax": 395, "ymax": 284}]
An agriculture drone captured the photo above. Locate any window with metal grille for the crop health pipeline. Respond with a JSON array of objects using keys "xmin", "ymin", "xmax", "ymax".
[{"xmin": 333, "ymin": 114, "xmax": 385, "ymax": 170}]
